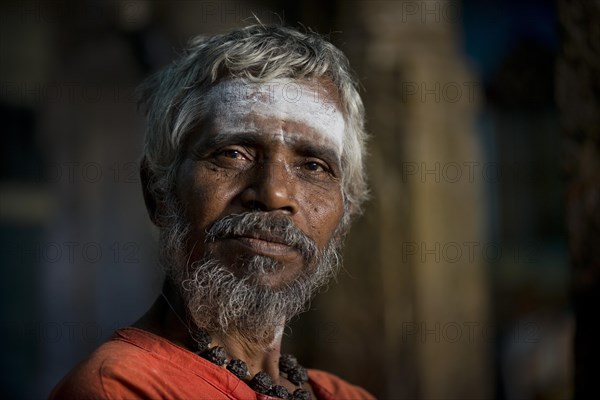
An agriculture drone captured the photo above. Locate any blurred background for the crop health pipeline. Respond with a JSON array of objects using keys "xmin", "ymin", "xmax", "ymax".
[{"xmin": 1, "ymin": 0, "xmax": 594, "ymax": 399}]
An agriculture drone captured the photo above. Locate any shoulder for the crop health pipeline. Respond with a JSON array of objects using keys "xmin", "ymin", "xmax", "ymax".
[
  {"xmin": 49, "ymin": 328, "xmax": 208, "ymax": 399},
  {"xmin": 49, "ymin": 335, "xmax": 158, "ymax": 399},
  {"xmin": 50, "ymin": 328, "xmax": 237, "ymax": 399},
  {"xmin": 308, "ymin": 369, "xmax": 376, "ymax": 400}
]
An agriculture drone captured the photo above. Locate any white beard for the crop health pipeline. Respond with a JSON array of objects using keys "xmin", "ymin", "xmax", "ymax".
[{"xmin": 158, "ymin": 196, "xmax": 343, "ymax": 347}]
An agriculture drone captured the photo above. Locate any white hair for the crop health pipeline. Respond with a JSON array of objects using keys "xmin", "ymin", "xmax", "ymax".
[{"xmin": 138, "ymin": 24, "xmax": 368, "ymax": 223}]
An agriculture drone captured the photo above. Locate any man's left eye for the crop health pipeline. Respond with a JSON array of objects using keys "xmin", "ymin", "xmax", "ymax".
[{"xmin": 304, "ymin": 161, "xmax": 327, "ymax": 172}]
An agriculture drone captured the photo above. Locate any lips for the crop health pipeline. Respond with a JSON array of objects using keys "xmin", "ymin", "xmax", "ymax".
[
  {"xmin": 235, "ymin": 230, "xmax": 288, "ymax": 245},
  {"xmin": 205, "ymin": 212, "xmax": 317, "ymax": 264},
  {"xmin": 223, "ymin": 231, "xmax": 300, "ymax": 260}
]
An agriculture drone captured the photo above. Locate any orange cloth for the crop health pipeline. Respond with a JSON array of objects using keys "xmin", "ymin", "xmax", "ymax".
[{"xmin": 50, "ymin": 327, "xmax": 375, "ymax": 400}]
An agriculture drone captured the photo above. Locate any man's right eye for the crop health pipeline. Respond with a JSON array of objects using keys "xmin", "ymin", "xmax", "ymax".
[
  {"xmin": 211, "ymin": 147, "xmax": 254, "ymax": 164},
  {"xmin": 213, "ymin": 147, "xmax": 249, "ymax": 159},
  {"xmin": 220, "ymin": 149, "xmax": 242, "ymax": 159}
]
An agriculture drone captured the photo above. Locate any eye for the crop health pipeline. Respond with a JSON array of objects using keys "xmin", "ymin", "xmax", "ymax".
[
  {"xmin": 304, "ymin": 161, "xmax": 328, "ymax": 172},
  {"xmin": 214, "ymin": 147, "xmax": 250, "ymax": 161},
  {"xmin": 220, "ymin": 149, "xmax": 243, "ymax": 159}
]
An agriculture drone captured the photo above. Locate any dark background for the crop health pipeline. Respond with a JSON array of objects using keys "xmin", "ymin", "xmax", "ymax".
[{"xmin": 0, "ymin": 0, "xmax": 585, "ymax": 399}]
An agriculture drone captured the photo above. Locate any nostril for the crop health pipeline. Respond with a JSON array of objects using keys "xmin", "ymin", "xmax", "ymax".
[{"xmin": 246, "ymin": 199, "xmax": 267, "ymax": 212}]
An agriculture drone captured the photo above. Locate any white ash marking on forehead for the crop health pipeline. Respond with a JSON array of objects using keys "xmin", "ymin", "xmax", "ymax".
[{"xmin": 204, "ymin": 78, "xmax": 345, "ymax": 155}]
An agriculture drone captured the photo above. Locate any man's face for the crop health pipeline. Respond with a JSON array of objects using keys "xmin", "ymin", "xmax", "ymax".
[{"xmin": 174, "ymin": 77, "xmax": 346, "ymax": 288}]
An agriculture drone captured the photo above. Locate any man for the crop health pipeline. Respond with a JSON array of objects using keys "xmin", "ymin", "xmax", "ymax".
[{"xmin": 50, "ymin": 24, "xmax": 373, "ymax": 399}]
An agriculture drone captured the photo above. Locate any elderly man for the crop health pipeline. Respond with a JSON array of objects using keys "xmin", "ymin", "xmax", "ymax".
[{"xmin": 51, "ymin": 24, "xmax": 372, "ymax": 399}]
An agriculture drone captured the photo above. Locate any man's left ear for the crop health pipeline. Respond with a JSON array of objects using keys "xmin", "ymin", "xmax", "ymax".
[{"xmin": 140, "ymin": 157, "xmax": 163, "ymax": 227}]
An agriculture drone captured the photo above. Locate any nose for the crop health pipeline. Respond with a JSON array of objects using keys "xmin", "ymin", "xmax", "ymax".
[{"xmin": 239, "ymin": 161, "xmax": 299, "ymax": 214}]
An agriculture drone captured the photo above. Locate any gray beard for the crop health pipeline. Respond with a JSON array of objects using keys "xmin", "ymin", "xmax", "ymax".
[{"xmin": 158, "ymin": 196, "xmax": 343, "ymax": 347}]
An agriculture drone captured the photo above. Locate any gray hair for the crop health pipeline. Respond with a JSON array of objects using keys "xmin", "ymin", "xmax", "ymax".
[{"xmin": 138, "ymin": 24, "xmax": 368, "ymax": 221}]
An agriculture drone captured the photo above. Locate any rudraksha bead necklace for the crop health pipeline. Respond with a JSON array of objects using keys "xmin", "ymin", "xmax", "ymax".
[{"xmin": 161, "ymin": 292, "xmax": 311, "ymax": 399}]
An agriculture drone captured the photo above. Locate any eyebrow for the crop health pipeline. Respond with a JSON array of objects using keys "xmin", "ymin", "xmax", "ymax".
[
  {"xmin": 209, "ymin": 131, "xmax": 262, "ymax": 149},
  {"xmin": 284, "ymin": 136, "xmax": 341, "ymax": 166}
]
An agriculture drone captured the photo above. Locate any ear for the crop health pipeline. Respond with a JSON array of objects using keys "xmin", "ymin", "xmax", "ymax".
[{"xmin": 140, "ymin": 157, "xmax": 162, "ymax": 226}]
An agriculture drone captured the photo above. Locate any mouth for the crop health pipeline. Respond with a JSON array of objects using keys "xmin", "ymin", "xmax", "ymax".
[{"xmin": 224, "ymin": 232, "xmax": 300, "ymax": 260}]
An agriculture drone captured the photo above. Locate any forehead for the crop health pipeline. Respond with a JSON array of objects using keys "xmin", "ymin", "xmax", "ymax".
[{"xmin": 203, "ymin": 78, "xmax": 346, "ymax": 155}]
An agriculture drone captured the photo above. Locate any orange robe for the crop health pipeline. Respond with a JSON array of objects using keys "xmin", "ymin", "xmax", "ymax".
[{"xmin": 50, "ymin": 327, "xmax": 375, "ymax": 400}]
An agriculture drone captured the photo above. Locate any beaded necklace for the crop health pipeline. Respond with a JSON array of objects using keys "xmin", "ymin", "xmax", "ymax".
[{"xmin": 161, "ymin": 292, "xmax": 312, "ymax": 399}]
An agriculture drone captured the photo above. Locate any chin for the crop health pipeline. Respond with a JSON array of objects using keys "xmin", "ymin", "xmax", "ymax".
[
  {"xmin": 230, "ymin": 254, "xmax": 309, "ymax": 290},
  {"xmin": 181, "ymin": 255, "xmax": 317, "ymax": 345}
]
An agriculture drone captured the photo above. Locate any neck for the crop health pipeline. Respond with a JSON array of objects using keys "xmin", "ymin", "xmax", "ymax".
[
  {"xmin": 133, "ymin": 279, "xmax": 285, "ymax": 379},
  {"xmin": 212, "ymin": 325, "xmax": 285, "ymax": 377}
]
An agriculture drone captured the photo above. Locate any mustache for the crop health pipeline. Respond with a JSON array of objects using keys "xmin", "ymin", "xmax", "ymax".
[{"xmin": 204, "ymin": 212, "xmax": 318, "ymax": 263}]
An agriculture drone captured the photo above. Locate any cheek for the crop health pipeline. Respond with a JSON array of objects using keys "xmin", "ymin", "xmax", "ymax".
[
  {"xmin": 176, "ymin": 162, "xmax": 238, "ymax": 225},
  {"xmin": 301, "ymin": 185, "xmax": 344, "ymax": 246}
]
